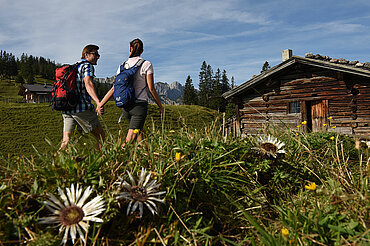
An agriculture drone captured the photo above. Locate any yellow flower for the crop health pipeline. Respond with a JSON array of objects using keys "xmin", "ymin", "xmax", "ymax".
[
  {"xmin": 169, "ymin": 130, "xmax": 175, "ymax": 133},
  {"xmin": 330, "ymin": 136, "xmax": 335, "ymax": 140},
  {"xmin": 133, "ymin": 129, "xmax": 140, "ymax": 134},
  {"xmin": 323, "ymin": 124, "xmax": 327, "ymax": 126},
  {"xmin": 305, "ymin": 182, "xmax": 316, "ymax": 191},
  {"xmin": 328, "ymin": 116, "xmax": 332, "ymax": 120},
  {"xmin": 175, "ymin": 152, "xmax": 181, "ymax": 162},
  {"xmin": 301, "ymin": 121, "xmax": 307, "ymax": 125},
  {"xmin": 281, "ymin": 228, "xmax": 289, "ymax": 237},
  {"xmin": 296, "ymin": 125, "xmax": 301, "ymax": 128},
  {"xmin": 296, "ymin": 132, "xmax": 299, "ymax": 136},
  {"xmin": 332, "ymin": 126, "xmax": 336, "ymax": 129}
]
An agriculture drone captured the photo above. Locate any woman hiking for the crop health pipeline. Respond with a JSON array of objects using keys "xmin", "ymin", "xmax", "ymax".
[{"xmin": 101, "ymin": 38, "xmax": 163, "ymax": 145}]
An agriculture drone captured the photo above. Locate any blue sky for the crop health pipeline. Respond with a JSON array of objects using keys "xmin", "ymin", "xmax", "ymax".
[{"xmin": 1, "ymin": 0, "xmax": 370, "ymax": 87}]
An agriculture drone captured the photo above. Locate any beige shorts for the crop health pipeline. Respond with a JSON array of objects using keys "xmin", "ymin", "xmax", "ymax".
[{"xmin": 62, "ymin": 109, "xmax": 101, "ymax": 133}]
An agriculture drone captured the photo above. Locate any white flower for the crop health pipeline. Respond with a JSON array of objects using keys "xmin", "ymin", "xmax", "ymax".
[
  {"xmin": 252, "ymin": 135, "xmax": 286, "ymax": 158},
  {"xmin": 39, "ymin": 184, "xmax": 105, "ymax": 245},
  {"xmin": 361, "ymin": 140, "xmax": 370, "ymax": 148},
  {"xmin": 115, "ymin": 168, "xmax": 166, "ymax": 218}
]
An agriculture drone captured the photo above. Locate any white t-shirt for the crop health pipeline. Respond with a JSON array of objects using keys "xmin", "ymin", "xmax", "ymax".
[{"xmin": 116, "ymin": 56, "xmax": 153, "ymax": 101}]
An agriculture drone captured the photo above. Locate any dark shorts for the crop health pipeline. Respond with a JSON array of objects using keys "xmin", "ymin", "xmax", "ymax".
[{"xmin": 120, "ymin": 101, "xmax": 148, "ymax": 130}]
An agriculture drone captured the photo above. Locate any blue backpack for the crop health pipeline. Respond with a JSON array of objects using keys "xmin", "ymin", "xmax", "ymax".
[{"xmin": 113, "ymin": 59, "xmax": 145, "ymax": 110}]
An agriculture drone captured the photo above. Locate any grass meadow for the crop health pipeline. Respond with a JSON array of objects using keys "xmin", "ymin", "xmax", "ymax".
[
  {"xmin": 0, "ymin": 98, "xmax": 369, "ymax": 245},
  {"xmin": 0, "ymin": 101, "xmax": 218, "ymax": 157}
]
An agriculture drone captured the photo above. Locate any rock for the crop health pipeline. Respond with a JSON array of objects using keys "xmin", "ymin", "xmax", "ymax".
[
  {"xmin": 305, "ymin": 52, "xmax": 314, "ymax": 58},
  {"xmin": 349, "ymin": 60, "xmax": 359, "ymax": 65},
  {"xmin": 338, "ymin": 58, "xmax": 349, "ymax": 64}
]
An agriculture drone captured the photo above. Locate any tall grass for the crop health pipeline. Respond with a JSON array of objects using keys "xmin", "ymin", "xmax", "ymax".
[{"xmin": 0, "ymin": 116, "xmax": 368, "ymax": 245}]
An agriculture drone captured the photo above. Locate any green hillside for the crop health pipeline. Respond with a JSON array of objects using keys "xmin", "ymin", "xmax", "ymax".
[
  {"xmin": 0, "ymin": 101, "xmax": 220, "ymax": 156},
  {"xmin": 0, "ymin": 77, "xmax": 54, "ymax": 101},
  {"xmin": 0, "ymin": 78, "xmax": 21, "ymax": 100}
]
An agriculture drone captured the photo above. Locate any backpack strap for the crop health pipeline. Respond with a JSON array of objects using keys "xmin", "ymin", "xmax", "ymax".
[
  {"xmin": 134, "ymin": 59, "xmax": 145, "ymax": 67},
  {"xmin": 120, "ymin": 59, "xmax": 145, "ymax": 71},
  {"xmin": 76, "ymin": 61, "xmax": 91, "ymax": 109},
  {"xmin": 135, "ymin": 59, "xmax": 147, "ymax": 98},
  {"xmin": 119, "ymin": 62, "xmax": 126, "ymax": 73}
]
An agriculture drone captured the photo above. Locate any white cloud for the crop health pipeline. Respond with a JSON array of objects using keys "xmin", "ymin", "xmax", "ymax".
[
  {"xmin": 1, "ymin": 0, "xmax": 370, "ymax": 86},
  {"xmin": 301, "ymin": 21, "xmax": 365, "ymax": 34}
]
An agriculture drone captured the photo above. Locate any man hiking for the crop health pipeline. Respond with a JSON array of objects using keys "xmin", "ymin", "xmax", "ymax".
[{"xmin": 59, "ymin": 44, "xmax": 105, "ymax": 150}]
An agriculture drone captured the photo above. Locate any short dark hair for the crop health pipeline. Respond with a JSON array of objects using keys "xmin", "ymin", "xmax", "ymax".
[
  {"xmin": 129, "ymin": 39, "xmax": 143, "ymax": 58},
  {"xmin": 81, "ymin": 44, "xmax": 99, "ymax": 59}
]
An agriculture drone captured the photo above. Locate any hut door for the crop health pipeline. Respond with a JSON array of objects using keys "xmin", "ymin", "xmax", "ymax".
[{"xmin": 310, "ymin": 100, "xmax": 328, "ymax": 132}]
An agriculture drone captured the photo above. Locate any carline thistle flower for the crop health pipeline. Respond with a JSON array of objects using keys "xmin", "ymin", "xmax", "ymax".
[
  {"xmin": 253, "ymin": 135, "xmax": 286, "ymax": 158},
  {"xmin": 39, "ymin": 184, "xmax": 105, "ymax": 245},
  {"xmin": 115, "ymin": 168, "xmax": 166, "ymax": 218}
]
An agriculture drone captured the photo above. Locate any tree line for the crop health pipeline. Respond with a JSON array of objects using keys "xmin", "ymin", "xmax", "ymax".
[
  {"xmin": 0, "ymin": 50, "xmax": 57, "ymax": 83},
  {"xmin": 183, "ymin": 60, "xmax": 271, "ymax": 116},
  {"xmin": 183, "ymin": 61, "xmax": 235, "ymax": 114}
]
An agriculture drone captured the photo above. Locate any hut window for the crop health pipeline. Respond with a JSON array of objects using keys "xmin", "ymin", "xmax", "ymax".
[{"xmin": 289, "ymin": 101, "xmax": 300, "ymax": 113}]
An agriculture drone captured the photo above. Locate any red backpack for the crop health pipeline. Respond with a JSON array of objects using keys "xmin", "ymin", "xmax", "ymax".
[{"xmin": 52, "ymin": 62, "xmax": 86, "ymax": 111}]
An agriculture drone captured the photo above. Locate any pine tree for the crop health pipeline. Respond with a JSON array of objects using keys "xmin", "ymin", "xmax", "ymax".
[
  {"xmin": 224, "ymin": 75, "xmax": 236, "ymax": 118},
  {"xmin": 26, "ymin": 74, "xmax": 34, "ymax": 84},
  {"xmin": 221, "ymin": 70, "xmax": 230, "ymax": 94},
  {"xmin": 9, "ymin": 54, "xmax": 18, "ymax": 77},
  {"xmin": 206, "ymin": 64, "xmax": 214, "ymax": 93},
  {"xmin": 0, "ymin": 50, "xmax": 56, "ymax": 81},
  {"xmin": 209, "ymin": 68, "xmax": 222, "ymax": 111},
  {"xmin": 198, "ymin": 61, "xmax": 209, "ymax": 107},
  {"xmin": 0, "ymin": 50, "xmax": 4, "ymax": 77},
  {"xmin": 183, "ymin": 75, "xmax": 198, "ymax": 105},
  {"xmin": 15, "ymin": 73, "xmax": 24, "ymax": 83},
  {"xmin": 219, "ymin": 69, "xmax": 231, "ymax": 112},
  {"xmin": 0, "ymin": 51, "xmax": 18, "ymax": 78}
]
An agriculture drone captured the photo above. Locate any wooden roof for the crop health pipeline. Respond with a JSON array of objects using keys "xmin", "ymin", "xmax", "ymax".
[
  {"xmin": 21, "ymin": 84, "xmax": 53, "ymax": 93},
  {"xmin": 223, "ymin": 55, "xmax": 370, "ymax": 100}
]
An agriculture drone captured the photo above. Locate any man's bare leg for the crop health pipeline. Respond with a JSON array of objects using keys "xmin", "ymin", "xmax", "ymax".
[{"xmin": 60, "ymin": 131, "xmax": 72, "ymax": 150}]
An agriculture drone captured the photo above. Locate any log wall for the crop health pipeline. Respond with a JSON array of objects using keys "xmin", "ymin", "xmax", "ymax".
[{"xmin": 238, "ymin": 66, "xmax": 370, "ymax": 137}]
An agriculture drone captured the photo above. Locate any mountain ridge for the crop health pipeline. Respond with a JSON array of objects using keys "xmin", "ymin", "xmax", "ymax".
[{"xmin": 95, "ymin": 77, "xmax": 184, "ymax": 105}]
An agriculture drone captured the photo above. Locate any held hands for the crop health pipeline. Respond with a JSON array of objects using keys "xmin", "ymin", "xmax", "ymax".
[{"xmin": 96, "ymin": 102, "xmax": 105, "ymax": 115}]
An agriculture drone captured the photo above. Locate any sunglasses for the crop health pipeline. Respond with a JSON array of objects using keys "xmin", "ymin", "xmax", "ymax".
[{"xmin": 88, "ymin": 52, "xmax": 100, "ymax": 57}]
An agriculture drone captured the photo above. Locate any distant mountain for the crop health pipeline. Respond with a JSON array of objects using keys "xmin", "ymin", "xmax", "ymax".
[
  {"xmin": 95, "ymin": 77, "xmax": 184, "ymax": 105},
  {"xmin": 95, "ymin": 77, "xmax": 115, "ymax": 84},
  {"xmin": 152, "ymin": 81, "xmax": 184, "ymax": 104}
]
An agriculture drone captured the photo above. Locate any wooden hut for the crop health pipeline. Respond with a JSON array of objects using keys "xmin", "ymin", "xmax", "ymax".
[
  {"xmin": 223, "ymin": 50, "xmax": 370, "ymax": 139},
  {"xmin": 18, "ymin": 84, "xmax": 53, "ymax": 103}
]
